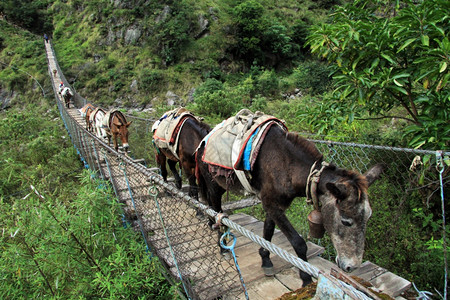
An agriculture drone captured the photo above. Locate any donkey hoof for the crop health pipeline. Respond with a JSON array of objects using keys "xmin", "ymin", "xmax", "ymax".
[{"xmin": 263, "ymin": 267, "xmax": 275, "ymax": 276}]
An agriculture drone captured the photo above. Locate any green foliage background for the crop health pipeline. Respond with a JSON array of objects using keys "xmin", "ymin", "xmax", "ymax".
[
  {"xmin": 0, "ymin": 0, "xmax": 448, "ymax": 297},
  {"xmin": 0, "ymin": 23, "xmax": 177, "ymax": 298},
  {"xmin": 0, "ymin": 101, "xmax": 177, "ymax": 298}
]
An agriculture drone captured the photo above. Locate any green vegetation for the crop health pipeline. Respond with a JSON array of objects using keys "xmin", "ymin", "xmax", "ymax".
[
  {"xmin": 0, "ymin": 100, "xmax": 177, "ymax": 298},
  {"xmin": 0, "ymin": 23, "xmax": 176, "ymax": 298},
  {"xmin": 307, "ymin": 0, "xmax": 449, "ymax": 150},
  {"xmin": 0, "ymin": 0, "xmax": 53, "ymax": 34},
  {"xmin": 1, "ymin": 0, "xmax": 448, "ymax": 297}
]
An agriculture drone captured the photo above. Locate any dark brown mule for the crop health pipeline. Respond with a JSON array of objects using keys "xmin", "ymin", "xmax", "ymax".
[
  {"xmin": 79, "ymin": 103, "xmax": 96, "ymax": 132},
  {"xmin": 61, "ymin": 87, "xmax": 73, "ymax": 108},
  {"xmin": 196, "ymin": 117, "xmax": 383, "ymax": 287},
  {"xmin": 153, "ymin": 110, "xmax": 211, "ymax": 199},
  {"xmin": 103, "ymin": 110, "xmax": 132, "ymax": 152}
]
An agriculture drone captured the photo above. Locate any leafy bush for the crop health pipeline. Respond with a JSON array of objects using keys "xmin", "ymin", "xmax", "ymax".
[
  {"xmin": 0, "ymin": 101, "xmax": 177, "ymax": 299},
  {"xmin": 194, "ymin": 88, "xmax": 236, "ymax": 117},
  {"xmin": 153, "ymin": 2, "xmax": 196, "ymax": 66},
  {"xmin": 193, "ymin": 78, "xmax": 254, "ymax": 117},
  {"xmin": 253, "ymin": 69, "xmax": 279, "ymax": 96},
  {"xmin": 0, "ymin": 0, "xmax": 52, "ymax": 34},
  {"xmin": 231, "ymin": 1, "xmax": 306, "ymax": 67},
  {"xmin": 141, "ymin": 69, "xmax": 165, "ymax": 92},
  {"xmin": 365, "ymin": 175, "xmax": 448, "ymax": 293},
  {"xmin": 113, "ymin": 80, "xmax": 125, "ymax": 92},
  {"xmin": 307, "ymin": 0, "xmax": 450, "ymax": 149},
  {"xmin": 231, "ymin": 0, "xmax": 267, "ymax": 64},
  {"xmin": 292, "ymin": 60, "xmax": 332, "ymax": 95},
  {"xmin": 262, "ymin": 23, "xmax": 292, "ymax": 57}
]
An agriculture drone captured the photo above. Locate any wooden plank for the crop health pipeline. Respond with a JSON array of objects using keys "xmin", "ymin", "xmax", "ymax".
[
  {"xmin": 369, "ymin": 271, "xmax": 411, "ymax": 297},
  {"xmin": 230, "ymin": 213, "xmax": 324, "ymax": 259},
  {"xmin": 350, "ymin": 261, "xmax": 386, "ymax": 279},
  {"xmin": 331, "ymin": 268, "xmax": 382, "ymax": 300},
  {"xmin": 350, "ymin": 261, "xmax": 411, "ymax": 297},
  {"xmin": 274, "ymin": 266, "xmax": 304, "ymax": 291},
  {"xmin": 145, "ymin": 218, "xmax": 210, "ymax": 246},
  {"xmin": 308, "ymin": 256, "xmax": 338, "ymax": 274},
  {"xmin": 154, "ymin": 238, "xmax": 220, "ymax": 267},
  {"xmin": 233, "ymin": 241, "xmax": 293, "ymax": 283},
  {"xmin": 223, "ymin": 197, "xmax": 261, "ymax": 211},
  {"xmin": 238, "ymin": 276, "xmax": 290, "ymax": 300},
  {"xmin": 229, "ymin": 212, "xmax": 259, "ymax": 226}
]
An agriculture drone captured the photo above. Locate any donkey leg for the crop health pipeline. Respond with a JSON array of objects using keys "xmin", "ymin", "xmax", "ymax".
[
  {"xmin": 259, "ymin": 215, "xmax": 275, "ymax": 276},
  {"xmin": 156, "ymin": 154, "xmax": 168, "ymax": 182},
  {"xmin": 207, "ymin": 188, "xmax": 229, "ymax": 255},
  {"xmin": 259, "ymin": 216, "xmax": 276, "ymax": 276},
  {"xmin": 187, "ymin": 174, "xmax": 199, "ymax": 199},
  {"xmin": 113, "ymin": 135, "xmax": 118, "ymax": 151},
  {"xmin": 168, "ymin": 159, "xmax": 182, "ymax": 189},
  {"xmin": 271, "ymin": 212, "xmax": 312, "ymax": 286}
]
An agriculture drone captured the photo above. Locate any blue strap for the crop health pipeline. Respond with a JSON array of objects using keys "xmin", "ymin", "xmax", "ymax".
[{"xmin": 243, "ymin": 127, "xmax": 259, "ymax": 170}]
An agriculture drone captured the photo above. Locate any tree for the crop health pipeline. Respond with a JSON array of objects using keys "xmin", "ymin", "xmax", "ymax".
[
  {"xmin": 0, "ymin": 0, "xmax": 52, "ymax": 34},
  {"xmin": 307, "ymin": 0, "xmax": 449, "ymax": 149},
  {"xmin": 231, "ymin": 1, "xmax": 299, "ymax": 67},
  {"xmin": 232, "ymin": 0, "xmax": 267, "ymax": 64},
  {"xmin": 153, "ymin": 2, "xmax": 196, "ymax": 66}
]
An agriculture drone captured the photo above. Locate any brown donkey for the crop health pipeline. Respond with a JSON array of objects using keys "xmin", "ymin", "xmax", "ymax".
[{"xmin": 195, "ymin": 110, "xmax": 383, "ymax": 286}]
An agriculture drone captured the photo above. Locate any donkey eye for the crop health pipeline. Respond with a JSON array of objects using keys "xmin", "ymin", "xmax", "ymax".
[{"xmin": 341, "ymin": 217, "xmax": 353, "ymax": 227}]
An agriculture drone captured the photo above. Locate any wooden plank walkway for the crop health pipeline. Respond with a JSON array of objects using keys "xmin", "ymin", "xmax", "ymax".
[{"xmin": 45, "ymin": 41, "xmax": 411, "ymax": 299}]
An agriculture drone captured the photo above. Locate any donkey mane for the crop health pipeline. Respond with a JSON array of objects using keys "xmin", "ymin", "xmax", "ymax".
[
  {"xmin": 286, "ymin": 132, "xmax": 368, "ymax": 198},
  {"xmin": 335, "ymin": 168, "xmax": 368, "ymax": 193},
  {"xmin": 286, "ymin": 132, "xmax": 323, "ymax": 161},
  {"xmin": 111, "ymin": 110, "xmax": 127, "ymax": 125},
  {"xmin": 198, "ymin": 120, "xmax": 212, "ymax": 132},
  {"xmin": 188, "ymin": 117, "xmax": 211, "ymax": 134}
]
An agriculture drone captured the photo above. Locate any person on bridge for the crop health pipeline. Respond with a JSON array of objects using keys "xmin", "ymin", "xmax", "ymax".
[{"xmin": 44, "ymin": 33, "xmax": 49, "ymax": 43}]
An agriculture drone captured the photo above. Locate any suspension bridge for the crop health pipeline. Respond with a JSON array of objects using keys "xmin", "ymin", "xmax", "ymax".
[{"xmin": 45, "ymin": 40, "xmax": 415, "ymax": 299}]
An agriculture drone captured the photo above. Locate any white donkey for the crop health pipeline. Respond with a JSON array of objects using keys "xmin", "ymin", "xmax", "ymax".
[{"xmin": 89, "ymin": 107, "xmax": 107, "ymax": 140}]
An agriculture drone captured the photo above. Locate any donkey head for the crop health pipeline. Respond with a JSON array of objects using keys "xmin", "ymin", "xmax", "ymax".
[
  {"xmin": 320, "ymin": 164, "xmax": 383, "ymax": 272},
  {"xmin": 112, "ymin": 117, "xmax": 132, "ymax": 150}
]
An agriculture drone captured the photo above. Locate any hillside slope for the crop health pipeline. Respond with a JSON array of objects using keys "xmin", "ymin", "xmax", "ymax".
[{"xmin": 48, "ymin": 0, "xmax": 334, "ymax": 109}]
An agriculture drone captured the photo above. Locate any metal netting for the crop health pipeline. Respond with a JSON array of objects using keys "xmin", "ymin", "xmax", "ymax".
[{"xmin": 310, "ymin": 139, "xmax": 449, "ymax": 212}]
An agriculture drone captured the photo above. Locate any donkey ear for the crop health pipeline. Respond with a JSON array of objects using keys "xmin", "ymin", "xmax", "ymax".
[
  {"xmin": 113, "ymin": 119, "xmax": 122, "ymax": 127},
  {"xmin": 326, "ymin": 182, "xmax": 347, "ymax": 200},
  {"xmin": 126, "ymin": 121, "xmax": 132, "ymax": 127},
  {"xmin": 364, "ymin": 164, "xmax": 384, "ymax": 187}
]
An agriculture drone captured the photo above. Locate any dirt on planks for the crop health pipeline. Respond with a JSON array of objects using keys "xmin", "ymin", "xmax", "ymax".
[{"xmin": 276, "ymin": 276, "xmax": 399, "ymax": 300}]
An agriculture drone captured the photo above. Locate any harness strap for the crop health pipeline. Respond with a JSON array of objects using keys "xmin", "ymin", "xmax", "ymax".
[{"xmin": 306, "ymin": 160, "xmax": 330, "ymax": 212}]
